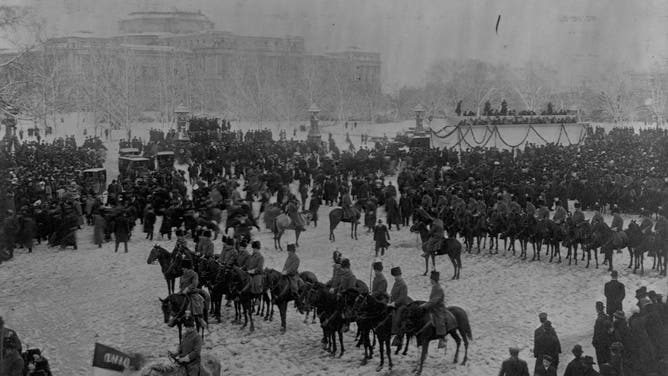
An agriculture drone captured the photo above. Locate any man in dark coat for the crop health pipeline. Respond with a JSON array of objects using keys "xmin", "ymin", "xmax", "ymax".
[
  {"xmin": 385, "ymin": 195, "xmax": 401, "ymax": 230},
  {"xmin": 399, "ymin": 193, "xmax": 414, "ymax": 226},
  {"xmin": 563, "ymin": 344, "xmax": 586, "ymax": 376},
  {"xmin": 419, "ymin": 270, "xmax": 447, "ymax": 349},
  {"xmin": 534, "ymin": 313, "xmax": 562, "ymax": 371},
  {"xmin": 581, "ymin": 356, "xmax": 599, "ymax": 376},
  {"xmin": 143, "ymin": 204, "xmax": 156, "ymax": 240},
  {"xmin": 592, "ymin": 301, "xmax": 613, "ymax": 365},
  {"xmin": 498, "ymin": 347, "xmax": 530, "ymax": 376},
  {"xmin": 371, "ymin": 261, "xmax": 388, "ymax": 302},
  {"xmin": 422, "ymin": 218, "xmax": 444, "ymax": 258},
  {"xmin": 113, "ymin": 213, "xmax": 131, "ymax": 253},
  {"xmin": 373, "ymin": 219, "xmax": 390, "ymax": 257},
  {"xmin": 331, "ymin": 258, "xmax": 356, "ymax": 295},
  {"xmin": 604, "ymin": 270, "xmax": 625, "ymax": 316}
]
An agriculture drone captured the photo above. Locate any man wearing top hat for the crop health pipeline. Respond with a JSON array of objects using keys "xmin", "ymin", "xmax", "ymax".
[
  {"xmin": 604, "ymin": 271, "xmax": 625, "ymax": 316},
  {"xmin": 498, "ymin": 346, "xmax": 530, "ymax": 376},
  {"xmin": 388, "ymin": 266, "xmax": 412, "ymax": 346},
  {"xmin": 418, "ymin": 270, "xmax": 448, "ymax": 349}
]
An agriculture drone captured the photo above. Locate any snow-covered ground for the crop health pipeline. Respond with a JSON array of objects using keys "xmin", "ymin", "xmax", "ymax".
[{"xmin": 2, "ymin": 120, "xmax": 667, "ymax": 376}]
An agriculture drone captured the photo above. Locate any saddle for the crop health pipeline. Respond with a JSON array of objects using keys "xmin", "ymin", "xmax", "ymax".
[
  {"xmin": 611, "ymin": 231, "xmax": 628, "ymax": 248},
  {"xmin": 444, "ymin": 308, "xmax": 458, "ymax": 332}
]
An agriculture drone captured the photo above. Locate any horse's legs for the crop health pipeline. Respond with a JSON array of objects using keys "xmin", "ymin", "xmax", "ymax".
[
  {"xmin": 416, "ymin": 341, "xmax": 429, "ymax": 376},
  {"xmin": 249, "ymin": 299, "xmax": 256, "ymax": 332},
  {"xmin": 402, "ymin": 334, "xmax": 410, "ymax": 355},
  {"xmin": 295, "ymin": 230, "xmax": 301, "ymax": 248},
  {"xmin": 338, "ymin": 327, "xmax": 345, "ymax": 358},
  {"xmin": 279, "ymin": 301, "xmax": 287, "ymax": 333},
  {"xmin": 461, "ymin": 329, "xmax": 469, "ymax": 365},
  {"xmin": 628, "ymin": 247, "xmax": 634, "ymax": 269},
  {"xmin": 450, "ymin": 331, "xmax": 462, "ymax": 363},
  {"xmin": 423, "ymin": 254, "xmax": 429, "ymax": 276}
]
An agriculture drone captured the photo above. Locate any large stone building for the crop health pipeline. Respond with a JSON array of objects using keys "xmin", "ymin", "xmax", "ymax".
[{"xmin": 29, "ymin": 10, "xmax": 381, "ymax": 120}]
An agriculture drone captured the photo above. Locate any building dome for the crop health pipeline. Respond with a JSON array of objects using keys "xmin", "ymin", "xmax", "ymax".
[{"xmin": 118, "ymin": 10, "xmax": 214, "ymax": 35}]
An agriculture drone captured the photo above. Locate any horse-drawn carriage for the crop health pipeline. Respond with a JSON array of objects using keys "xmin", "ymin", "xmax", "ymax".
[
  {"xmin": 119, "ymin": 156, "xmax": 152, "ymax": 180},
  {"xmin": 156, "ymin": 151, "xmax": 175, "ymax": 170},
  {"xmin": 118, "ymin": 147, "xmax": 140, "ymax": 157},
  {"xmin": 81, "ymin": 168, "xmax": 107, "ymax": 195}
]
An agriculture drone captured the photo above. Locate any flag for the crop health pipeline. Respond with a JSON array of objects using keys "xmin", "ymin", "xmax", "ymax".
[{"xmin": 91, "ymin": 343, "xmax": 136, "ymax": 376}]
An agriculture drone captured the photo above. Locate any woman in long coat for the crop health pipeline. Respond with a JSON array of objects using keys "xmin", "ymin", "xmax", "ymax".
[{"xmin": 92, "ymin": 210, "xmax": 105, "ymax": 247}]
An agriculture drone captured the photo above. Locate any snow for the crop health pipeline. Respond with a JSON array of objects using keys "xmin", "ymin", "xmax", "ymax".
[{"xmin": 1, "ymin": 120, "xmax": 666, "ymax": 376}]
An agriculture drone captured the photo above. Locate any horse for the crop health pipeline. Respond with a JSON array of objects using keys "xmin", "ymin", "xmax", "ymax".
[
  {"xmin": 546, "ymin": 220, "xmax": 567, "ymax": 263},
  {"xmin": 329, "ymin": 204, "xmax": 362, "ymax": 241},
  {"xmin": 228, "ymin": 266, "xmax": 265, "ymax": 332},
  {"xmin": 303, "ymin": 282, "xmax": 346, "ymax": 357},
  {"xmin": 591, "ymin": 221, "xmax": 629, "ymax": 272},
  {"xmin": 263, "ymin": 269, "xmax": 318, "ymax": 333},
  {"xmin": 159, "ymin": 293, "xmax": 208, "ymax": 345},
  {"xmin": 147, "ymin": 245, "xmax": 184, "ymax": 296},
  {"xmin": 353, "ymin": 293, "xmax": 394, "ymax": 372},
  {"xmin": 137, "ymin": 353, "xmax": 221, "ymax": 376},
  {"xmin": 410, "ymin": 221, "xmax": 462, "ymax": 279},
  {"xmin": 564, "ymin": 217, "xmax": 588, "ymax": 266},
  {"xmin": 501, "ymin": 211, "xmax": 522, "ymax": 254},
  {"xmin": 486, "ymin": 211, "xmax": 506, "ymax": 254},
  {"xmin": 399, "ymin": 302, "xmax": 472, "ymax": 375},
  {"xmin": 625, "ymin": 221, "xmax": 647, "ymax": 273},
  {"xmin": 461, "ymin": 211, "xmax": 486, "ymax": 253},
  {"xmin": 271, "ymin": 213, "xmax": 304, "ymax": 251},
  {"xmin": 532, "ymin": 219, "xmax": 552, "ymax": 261},
  {"xmin": 651, "ymin": 224, "xmax": 667, "ymax": 276},
  {"xmin": 516, "ymin": 213, "xmax": 536, "ymax": 260}
]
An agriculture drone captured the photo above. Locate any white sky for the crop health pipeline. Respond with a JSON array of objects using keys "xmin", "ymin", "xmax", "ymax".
[{"xmin": 3, "ymin": 0, "xmax": 668, "ymax": 87}]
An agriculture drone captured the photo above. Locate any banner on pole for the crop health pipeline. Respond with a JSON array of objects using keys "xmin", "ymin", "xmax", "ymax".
[{"xmin": 91, "ymin": 343, "xmax": 135, "ymax": 376}]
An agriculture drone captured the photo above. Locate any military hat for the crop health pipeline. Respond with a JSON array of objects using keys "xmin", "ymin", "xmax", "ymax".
[
  {"xmin": 183, "ymin": 316, "xmax": 195, "ymax": 327},
  {"xmin": 610, "ymin": 270, "xmax": 618, "ymax": 278},
  {"xmin": 239, "ymin": 239, "xmax": 248, "ymax": 248},
  {"xmin": 635, "ymin": 286, "xmax": 647, "ymax": 299},
  {"xmin": 538, "ymin": 312, "xmax": 548, "ymax": 320},
  {"xmin": 372, "ymin": 261, "xmax": 383, "ymax": 271},
  {"xmin": 582, "ymin": 355, "xmax": 595, "ymax": 365},
  {"xmin": 287, "ymin": 243, "xmax": 296, "ymax": 252},
  {"xmin": 508, "ymin": 347, "xmax": 520, "ymax": 355},
  {"xmin": 203, "ymin": 230, "xmax": 212, "ymax": 238},
  {"xmin": 430, "ymin": 270, "xmax": 440, "ymax": 282},
  {"xmin": 613, "ymin": 310, "xmax": 625, "ymax": 319},
  {"xmin": 390, "ymin": 267, "xmax": 402, "ymax": 276},
  {"xmin": 572, "ymin": 344, "xmax": 583, "ymax": 355},
  {"xmin": 340, "ymin": 258, "xmax": 351, "ymax": 268},
  {"xmin": 251, "ymin": 240, "xmax": 261, "ymax": 250}
]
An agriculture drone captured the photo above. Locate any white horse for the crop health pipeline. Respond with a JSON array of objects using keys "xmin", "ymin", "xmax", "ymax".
[{"xmin": 136, "ymin": 354, "xmax": 221, "ymax": 376}]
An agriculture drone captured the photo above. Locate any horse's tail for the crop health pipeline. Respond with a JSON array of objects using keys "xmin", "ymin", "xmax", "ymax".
[{"xmin": 448, "ymin": 306, "xmax": 472, "ymax": 341}]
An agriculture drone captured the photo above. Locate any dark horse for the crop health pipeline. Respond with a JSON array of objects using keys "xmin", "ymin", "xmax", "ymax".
[
  {"xmin": 264, "ymin": 269, "xmax": 318, "ymax": 333},
  {"xmin": 147, "ymin": 245, "xmax": 184, "ymax": 296},
  {"xmin": 228, "ymin": 266, "xmax": 264, "ymax": 332},
  {"xmin": 329, "ymin": 203, "xmax": 362, "ymax": 241},
  {"xmin": 303, "ymin": 282, "xmax": 346, "ymax": 357},
  {"xmin": 399, "ymin": 302, "xmax": 472, "ymax": 375},
  {"xmin": 410, "ymin": 221, "xmax": 462, "ymax": 279},
  {"xmin": 159, "ymin": 293, "xmax": 208, "ymax": 345},
  {"xmin": 353, "ymin": 293, "xmax": 395, "ymax": 372}
]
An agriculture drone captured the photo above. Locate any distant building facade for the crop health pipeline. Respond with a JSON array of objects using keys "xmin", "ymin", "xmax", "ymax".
[{"xmin": 17, "ymin": 10, "xmax": 381, "ymax": 120}]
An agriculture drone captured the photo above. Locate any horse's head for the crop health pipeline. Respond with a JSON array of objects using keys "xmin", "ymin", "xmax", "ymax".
[
  {"xmin": 147, "ymin": 245, "xmax": 164, "ymax": 265},
  {"xmin": 158, "ymin": 296, "xmax": 171, "ymax": 324},
  {"xmin": 400, "ymin": 301, "xmax": 426, "ymax": 334},
  {"xmin": 303, "ymin": 282, "xmax": 324, "ymax": 310}
]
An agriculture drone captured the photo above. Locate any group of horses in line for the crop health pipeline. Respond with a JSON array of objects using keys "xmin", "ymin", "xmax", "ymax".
[
  {"xmin": 413, "ymin": 207, "xmax": 668, "ymax": 276},
  {"xmin": 147, "ymin": 244, "xmax": 472, "ymax": 375}
]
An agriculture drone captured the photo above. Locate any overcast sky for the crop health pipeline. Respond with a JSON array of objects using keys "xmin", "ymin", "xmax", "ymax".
[{"xmin": 4, "ymin": 0, "xmax": 668, "ymax": 88}]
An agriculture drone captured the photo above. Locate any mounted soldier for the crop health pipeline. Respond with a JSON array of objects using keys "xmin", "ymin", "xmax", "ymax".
[
  {"xmin": 421, "ymin": 217, "xmax": 444, "ymax": 258},
  {"xmin": 388, "ymin": 267, "xmax": 412, "ymax": 347},
  {"xmin": 638, "ymin": 208, "xmax": 653, "ymax": 234},
  {"xmin": 370, "ymin": 261, "xmax": 388, "ymax": 303},
  {"xmin": 552, "ymin": 199, "xmax": 567, "ymax": 225},
  {"xmin": 508, "ymin": 194, "xmax": 522, "ymax": 214},
  {"xmin": 219, "ymin": 237, "xmax": 238, "ymax": 266},
  {"xmin": 536, "ymin": 199, "xmax": 550, "ymax": 221},
  {"xmin": 284, "ymin": 196, "xmax": 306, "ymax": 232},
  {"xmin": 277, "ymin": 243, "xmax": 301, "ymax": 301},
  {"xmin": 417, "ymin": 271, "xmax": 448, "ymax": 349},
  {"xmin": 572, "ymin": 202, "xmax": 586, "ymax": 226},
  {"xmin": 341, "ymin": 189, "xmax": 355, "ymax": 222},
  {"xmin": 170, "ymin": 257, "xmax": 208, "ymax": 330},
  {"xmin": 240, "ymin": 241, "xmax": 264, "ymax": 295}
]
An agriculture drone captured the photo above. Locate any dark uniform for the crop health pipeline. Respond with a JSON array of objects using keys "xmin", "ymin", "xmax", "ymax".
[
  {"xmin": 423, "ymin": 282, "xmax": 447, "ymax": 337},
  {"xmin": 592, "ymin": 312, "xmax": 612, "ymax": 365},
  {"xmin": 372, "ymin": 273, "xmax": 388, "ymax": 296},
  {"xmin": 525, "ymin": 201, "xmax": 537, "ymax": 218},
  {"xmin": 244, "ymin": 250, "xmax": 264, "ymax": 294},
  {"xmin": 390, "ymin": 276, "xmax": 411, "ymax": 334},
  {"xmin": 282, "ymin": 249, "xmax": 300, "ymax": 296}
]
